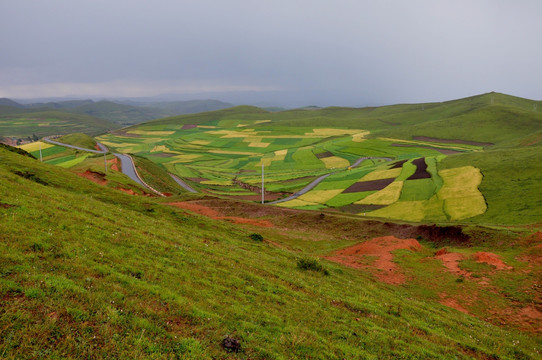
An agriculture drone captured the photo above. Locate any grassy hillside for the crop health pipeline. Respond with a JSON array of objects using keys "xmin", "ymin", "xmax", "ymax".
[
  {"xmin": 70, "ymin": 100, "xmax": 165, "ymax": 126},
  {"xmin": 57, "ymin": 133, "xmax": 97, "ymax": 150},
  {"xmin": 1, "ymin": 146, "xmax": 540, "ymax": 359},
  {"xmin": 0, "ymin": 110, "xmax": 119, "ymax": 139}
]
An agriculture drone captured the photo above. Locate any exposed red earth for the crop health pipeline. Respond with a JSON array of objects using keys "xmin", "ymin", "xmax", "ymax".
[
  {"xmin": 166, "ymin": 201, "xmax": 274, "ymax": 228},
  {"xmin": 439, "ymin": 293, "xmax": 470, "ymax": 314},
  {"xmin": 78, "ymin": 170, "xmax": 107, "ymax": 186},
  {"xmin": 474, "ymin": 252, "xmax": 513, "ymax": 270},
  {"xmin": 325, "ymin": 236, "xmax": 422, "ymax": 284},
  {"xmin": 107, "ymin": 157, "xmax": 119, "ymax": 171}
]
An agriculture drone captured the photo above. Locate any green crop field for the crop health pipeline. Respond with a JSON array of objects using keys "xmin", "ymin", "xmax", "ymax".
[{"xmin": 0, "ymin": 111, "xmax": 119, "ymax": 140}]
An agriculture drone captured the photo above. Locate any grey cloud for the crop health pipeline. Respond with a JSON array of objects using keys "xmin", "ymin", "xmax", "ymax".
[{"xmin": 1, "ymin": 0, "xmax": 541, "ymax": 105}]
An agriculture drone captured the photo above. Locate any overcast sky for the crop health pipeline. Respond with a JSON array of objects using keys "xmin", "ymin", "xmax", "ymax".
[{"xmin": 1, "ymin": 0, "xmax": 541, "ymax": 106}]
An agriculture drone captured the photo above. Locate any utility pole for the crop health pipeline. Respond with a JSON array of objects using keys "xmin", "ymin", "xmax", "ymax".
[
  {"xmin": 261, "ymin": 163, "xmax": 264, "ymax": 204},
  {"xmin": 104, "ymin": 152, "xmax": 107, "ymax": 173},
  {"xmin": 39, "ymin": 142, "xmax": 43, "ymax": 162}
]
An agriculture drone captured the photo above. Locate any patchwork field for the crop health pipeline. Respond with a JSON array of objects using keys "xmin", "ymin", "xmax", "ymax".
[{"xmin": 97, "ymin": 111, "xmax": 495, "ymax": 223}]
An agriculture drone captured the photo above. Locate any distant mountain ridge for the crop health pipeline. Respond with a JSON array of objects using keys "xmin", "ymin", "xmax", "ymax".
[{"xmin": 0, "ymin": 98, "xmax": 234, "ymax": 125}]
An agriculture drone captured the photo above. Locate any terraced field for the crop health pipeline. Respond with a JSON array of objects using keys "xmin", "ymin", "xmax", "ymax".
[{"xmin": 97, "ymin": 115, "xmax": 487, "ymax": 222}]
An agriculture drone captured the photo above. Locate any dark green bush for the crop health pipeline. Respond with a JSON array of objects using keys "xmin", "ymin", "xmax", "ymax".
[
  {"xmin": 249, "ymin": 233, "xmax": 263, "ymax": 242},
  {"xmin": 296, "ymin": 257, "xmax": 329, "ymax": 275}
]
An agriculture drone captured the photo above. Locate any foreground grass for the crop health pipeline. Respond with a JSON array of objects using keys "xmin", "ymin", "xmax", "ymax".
[{"xmin": 0, "ymin": 147, "xmax": 540, "ymax": 359}]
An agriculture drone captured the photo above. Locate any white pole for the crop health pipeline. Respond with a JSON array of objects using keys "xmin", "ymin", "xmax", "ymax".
[
  {"xmin": 39, "ymin": 142, "xmax": 42, "ymax": 162},
  {"xmin": 261, "ymin": 163, "xmax": 264, "ymax": 204},
  {"xmin": 104, "ymin": 153, "xmax": 107, "ymax": 173}
]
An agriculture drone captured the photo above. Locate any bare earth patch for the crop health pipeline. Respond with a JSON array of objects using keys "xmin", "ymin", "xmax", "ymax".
[
  {"xmin": 325, "ymin": 236, "xmax": 422, "ymax": 284},
  {"xmin": 474, "ymin": 252, "xmax": 512, "ymax": 270},
  {"xmin": 435, "ymin": 250, "xmax": 470, "ymax": 277},
  {"xmin": 78, "ymin": 170, "xmax": 107, "ymax": 186},
  {"xmin": 439, "ymin": 293, "xmax": 470, "ymax": 314},
  {"xmin": 166, "ymin": 201, "xmax": 274, "ymax": 228}
]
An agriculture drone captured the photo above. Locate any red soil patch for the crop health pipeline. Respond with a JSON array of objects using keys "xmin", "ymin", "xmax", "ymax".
[
  {"xmin": 223, "ymin": 193, "xmax": 285, "ymax": 201},
  {"xmin": 117, "ymin": 188, "xmax": 152, "ymax": 197},
  {"xmin": 166, "ymin": 201, "xmax": 273, "ymax": 228},
  {"xmin": 78, "ymin": 170, "xmax": 108, "ymax": 186},
  {"xmin": 107, "ymin": 157, "xmax": 119, "ymax": 171},
  {"xmin": 474, "ymin": 252, "xmax": 512, "ymax": 270},
  {"xmin": 439, "ymin": 293, "xmax": 470, "ymax": 314},
  {"xmin": 325, "ymin": 236, "xmax": 422, "ymax": 285},
  {"xmin": 181, "ymin": 124, "xmax": 197, "ymax": 130},
  {"xmin": 435, "ymin": 251, "xmax": 470, "ymax": 277}
]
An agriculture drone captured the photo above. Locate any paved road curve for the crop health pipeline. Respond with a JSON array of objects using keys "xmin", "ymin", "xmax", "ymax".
[
  {"xmin": 268, "ymin": 156, "xmax": 392, "ymax": 205},
  {"xmin": 169, "ymin": 173, "xmax": 198, "ymax": 193},
  {"xmin": 43, "ymin": 136, "xmax": 108, "ymax": 154}
]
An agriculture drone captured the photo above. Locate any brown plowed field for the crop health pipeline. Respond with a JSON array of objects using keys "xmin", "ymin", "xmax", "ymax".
[
  {"xmin": 412, "ymin": 136, "xmax": 493, "ymax": 147},
  {"xmin": 391, "ymin": 144, "xmax": 462, "ymax": 155},
  {"xmin": 343, "ymin": 178, "xmax": 395, "ymax": 193},
  {"xmin": 315, "ymin": 151, "xmax": 334, "ymax": 159},
  {"xmin": 407, "ymin": 157, "xmax": 431, "ymax": 180},
  {"xmin": 181, "ymin": 124, "xmax": 197, "ymax": 130},
  {"xmin": 389, "ymin": 159, "xmax": 408, "ymax": 169}
]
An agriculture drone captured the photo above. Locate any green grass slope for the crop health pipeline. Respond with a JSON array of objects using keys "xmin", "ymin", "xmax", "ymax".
[
  {"xmin": 57, "ymin": 133, "xmax": 97, "ymax": 150},
  {"xmin": 1, "ymin": 148, "xmax": 540, "ymax": 359},
  {"xmin": 0, "ymin": 110, "xmax": 119, "ymax": 138}
]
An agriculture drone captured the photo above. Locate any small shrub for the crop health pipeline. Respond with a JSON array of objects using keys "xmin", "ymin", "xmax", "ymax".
[
  {"xmin": 297, "ymin": 257, "xmax": 329, "ymax": 275},
  {"xmin": 249, "ymin": 233, "xmax": 263, "ymax": 242}
]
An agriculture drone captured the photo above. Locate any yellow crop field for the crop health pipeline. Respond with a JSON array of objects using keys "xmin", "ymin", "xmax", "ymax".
[
  {"xmin": 171, "ymin": 154, "xmax": 202, "ymax": 162},
  {"xmin": 360, "ymin": 168, "xmax": 402, "ymax": 181},
  {"xmin": 273, "ymin": 149, "xmax": 288, "ymax": 161},
  {"xmin": 298, "ymin": 189, "xmax": 343, "ymax": 203},
  {"xmin": 320, "ymin": 156, "xmax": 350, "ymax": 169},
  {"xmin": 437, "ymin": 166, "xmax": 483, "ymax": 199},
  {"xmin": 352, "ymin": 131, "xmax": 369, "ymax": 142},
  {"xmin": 201, "ymin": 180, "xmax": 233, "ymax": 186},
  {"xmin": 436, "ymin": 166, "xmax": 486, "ymax": 220},
  {"xmin": 19, "ymin": 141, "xmax": 54, "ymax": 152},
  {"xmin": 368, "ymin": 201, "xmax": 426, "ymax": 222},
  {"xmin": 128, "ymin": 130, "xmax": 175, "ymax": 136},
  {"xmin": 305, "ymin": 128, "xmax": 363, "ymax": 137},
  {"xmin": 150, "ymin": 145, "xmax": 169, "ymax": 153},
  {"xmin": 444, "ymin": 196, "xmax": 487, "ymax": 220},
  {"xmin": 356, "ymin": 181, "xmax": 403, "ymax": 205},
  {"xmin": 249, "ymin": 142, "xmax": 270, "ymax": 148},
  {"xmin": 190, "ymin": 140, "xmax": 211, "ymax": 146},
  {"xmin": 209, "ymin": 150, "xmax": 255, "ymax": 156},
  {"xmin": 197, "ymin": 125, "xmax": 216, "ymax": 129},
  {"xmin": 275, "ymin": 198, "xmax": 318, "ymax": 208}
]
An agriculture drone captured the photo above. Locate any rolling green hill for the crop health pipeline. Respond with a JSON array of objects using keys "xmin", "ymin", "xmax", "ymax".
[
  {"xmin": 1, "ymin": 144, "xmax": 540, "ymax": 359},
  {"xmin": 0, "ymin": 110, "xmax": 119, "ymax": 140}
]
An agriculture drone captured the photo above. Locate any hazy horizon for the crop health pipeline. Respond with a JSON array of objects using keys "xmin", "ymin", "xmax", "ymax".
[{"xmin": 1, "ymin": 1, "xmax": 541, "ymax": 107}]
